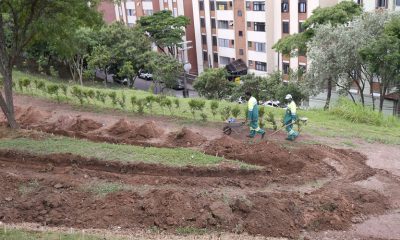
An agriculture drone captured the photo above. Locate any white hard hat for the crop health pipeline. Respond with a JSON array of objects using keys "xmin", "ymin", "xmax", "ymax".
[{"xmin": 285, "ymin": 94, "xmax": 293, "ymax": 100}]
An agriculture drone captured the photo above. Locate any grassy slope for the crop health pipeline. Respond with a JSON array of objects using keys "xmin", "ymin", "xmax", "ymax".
[
  {"xmin": 12, "ymin": 71, "xmax": 400, "ymax": 144},
  {"xmin": 0, "ymin": 228, "xmax": 109, "ymax": 240},
  {"xmin": 0, "ymin": 134, "xmax": 256, "ymax": 168}
]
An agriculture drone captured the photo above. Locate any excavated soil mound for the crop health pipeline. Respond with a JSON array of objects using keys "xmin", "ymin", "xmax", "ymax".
[
  {"xmin": 166, "ymin": 127, "xmax": 207, "ymax": 147},
  {"xmin": 0, "ymin": 150, "xmax": 390, "ymax": 238},
  {"xmin": 17, "ymin": 106, "xmax": 50, "ymax": 126},
  {"xmin": 68, "ymin": 116, "xmax": 103, "ymax": 133},
  {"xmin": 106, "ymin": 119, "xmax": 138, "ymax": 138},
  {"xmin": 134, "ymin": 121, "xmax": 164, "ymax": 140}
]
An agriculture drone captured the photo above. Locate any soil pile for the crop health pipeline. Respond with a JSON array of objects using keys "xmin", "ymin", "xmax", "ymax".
[
  {"xmin": 166, "ymin": 127, "xmax": 207, "ymax": 147},
  {"xmin": 68, "ymin": 116, "xmax": 103, "ymax": 133},
  {"xmin": 134, "ymin": 121, "xmax": 164, "ymax": 140},
  {"xmin": 17, "ymin": 106, "xmax": 50, "ymax": 126},
  {"xmin": 107, "ymin": 119, "xmax": 138, "ymax": 138}
]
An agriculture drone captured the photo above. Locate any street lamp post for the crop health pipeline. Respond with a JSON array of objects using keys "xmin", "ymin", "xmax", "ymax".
[{"xmin": 178, "ymin": 41, "xmax": 193, "ymax": 98}]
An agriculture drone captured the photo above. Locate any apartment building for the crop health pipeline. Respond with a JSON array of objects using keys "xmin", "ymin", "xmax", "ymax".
[
  {"xmin": 98, "ymin": 0, "xmax": 199, "ymax": 75},
  {"xmin": 346, "ymin": 0, "xmax": 400, "ymax": 11},
  {"xmin": 193, "ymin": 0, "xmax": 338, "ymax": 77}
]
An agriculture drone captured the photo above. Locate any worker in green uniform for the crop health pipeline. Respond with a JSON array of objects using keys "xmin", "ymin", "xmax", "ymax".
[
  {"xmin": 283, "ymin": 94, "xmax": 299, "ymax": 141},
  {"xmin": 245, "ymin": 91, "xmax": 265, "ymax": 139}
]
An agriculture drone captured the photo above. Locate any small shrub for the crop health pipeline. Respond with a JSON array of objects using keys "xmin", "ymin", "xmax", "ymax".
[
  {"xmin": 258, "ymin": 106, "xmax": 266, "ymax": 128},
  {"xmin": 18, "ymin": 78, "xmax": 30, "ymax": 92},
  {"xmin": 37, "ymin": 81, "xmax": 46, "ymax": 93},
  {"xmin": 266, "ymin": 111, "xmax": 278, "ymax": 130},
  {"xmin": 47, "ymin": 84, "xmax": 60, "ymax": 103},
  {"xmin": 188, "ymin": 99, "xmax": 206, "ymax": 119},
  {"xmin": 49, "ymin": 66, "xmax": 59, "ymax": 78},
  {"xmin": 164, "ymin": 98, "xmax": 173, "ymax": 115},
  {"xmin": 174, "ymin": 98, "xmax": 180, "ymax": 109},
  {"xmin": 95, "ymin": 90, "xmax": 102, "ymax": 101},
  {"xmin": 200, "ymin": 112, "xmax": 208, "ymax": 122},
  {"xmin": 136, "ymin": 99, "xmax": 145, "ymax": 114},
  {"xmin": 220, "ymin": 106, "xmax": 231, "ymax": 121},
  {"xmin": 130, "ymin": 96, "xmax": 137, "ymax": 111},
  {"xmin": 157, "ymin": 95, "xmax": 168, "ymax": 114},
  {"xmin": 145, "ymin": 95, "xmax": 156, "ymax": 112},
  {"xmin": 210, "ymin": 101, "xmax": 219, "ymax": 119},
  {"xmin": 231, "ymin": 105, "xmax": 241, "ymax": 119},
  {"xmin": 71, "ymin": 86, "xmax": 84, "ymax": 105},
  {"xmin": 108, "ymin": 91, "xmax": 118, "ymax": 106},
  {"xmin": 118, "ymin": 93, "xmax": 127, "ymax": 109},
  {"xmin": 86, "ymin": 89, "xmax": 95, "ymax": 99},
  {"xmin": 60, "ymin": 85, "xmax": 68, "ymax": 97}
]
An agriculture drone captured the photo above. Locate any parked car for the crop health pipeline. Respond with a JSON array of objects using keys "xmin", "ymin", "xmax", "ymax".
[
  {"xmin": 263, "ymin": 100, "xmax": 281, "ymax": 108},
  {"xmin": 237, "ymin": 96, "xmax": 245, "ymax": 104},
  {"xmin": 112, "ymin": 75, "xmax": 128, "ymax": 85},
  {"xmin": 138, "ymin": 69, "xmax": 153, "ymax": 80}
]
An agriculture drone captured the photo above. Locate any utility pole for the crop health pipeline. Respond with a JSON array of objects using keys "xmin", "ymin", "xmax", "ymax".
[{"xmin": 178, "ymin": 41, "xmax": 192, "ymax": 98}]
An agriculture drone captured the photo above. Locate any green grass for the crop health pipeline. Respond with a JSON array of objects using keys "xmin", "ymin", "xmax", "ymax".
[
  {"xmin": 18, "ymin": 180, "xmax": 40, "ymax": 195},
  {"xmin": 175, "ymin": 227, "xmax": 208, "ymax": 236},
  {"xmin": 11, "ymin": 70, "xmax": 400, "ymax": 144},
  {"xmin": 0, "ymin": 228, "xmax": 112, "ymax": 240},
  {"xmin": 0, "ymin": 135, "xmax": 257, "ymax": 168}
]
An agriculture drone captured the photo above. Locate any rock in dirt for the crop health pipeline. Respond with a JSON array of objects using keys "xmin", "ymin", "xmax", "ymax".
[
  {"xmin": 5, "ymin": 197, "xmax": 12, "ymax": 202},
  {"xmin": 54, "ymin": 184, "xmax": 63, "ymax": 189}
]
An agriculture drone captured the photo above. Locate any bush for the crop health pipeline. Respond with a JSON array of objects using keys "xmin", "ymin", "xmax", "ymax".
[
  {"xmin": 130, "ymin": 96, "xmax": 137, "ymax": 110},
  {"xmin": 210, "ymin": 101, "xmax": 219, "ymax": 119},
  {"xmin": 231, "ymin": 105, "xmax": 241, "ymax": 118},
  {"xmin": 330, "ymin": 98, "xmax": 399, "ymax": 127},
  {"xmin": 108, "ymin": 92, "xmax": 118, "ymax": 106},
  {"xmin": 188, "ymin": 99, "xmax": 206, "ymax": 119},
  {"xmin": 118, "ymin": 93, "xmax": 127, "ymax": 109},
  {"xmin": 37, "ymin": 81, "xmax": 46, "ymax": 93},
  {"xmin": 71, "ymin": 86, "xmax": 84, "ymax": 105},
  {"xmin": 266, "ymin": 111, "xmax": 278, "ymax": 130},
  {"xmin": 136, "ymin": 99, "xmax": 145, "ymax": 114},
  {"xmin": 145, "ymin": 95, "xmax": 156, "ymax": 112},
  {"xmin": 47, "ymin": 84, "xmax": 60, "ymax": 103},
  {"xmin": 60, "ymin": 85, "xmax": 68, "ymax": 97},
  {"xmin": 174, "ymin": 98, "xmax": 180, "ymax": 109},
  {"xmin": 258, "ymin": 106, "xmax": 266, "ymax": 128},
  {"xmin": 18, "ymin": 78, "xmax": 31, "ymax": 91},
  {"xmin": 200, "ymin": 112, "xmax": 208, "ymax": 122},
  {"xmin": 220, "ymin": 106, "xmax": 231, "ymax": 121}
]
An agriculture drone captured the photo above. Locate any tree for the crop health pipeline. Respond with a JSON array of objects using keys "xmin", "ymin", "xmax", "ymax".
[
  {"xmin": 193, "ymin": 68, "xmax": 234, "ymax": 99},
  {"xmin": 146, "ymin": 52, "xmax": 183, "ymax": 93},
  {"xmin": 0, "ymin": 0, "xmax": 102, "ymax": 128},
  {"xmin": 273, "ymin": 1, "xmax": 362, "ymax": 109},
  {"xmin": 360, "ymin": 14, "xmax": 400, "ymax": 112},
  {"xmin": 137, "ymin": 10, "xmax": 190, "ymax": 56},
  {"xmin": 231, "ymin": 73, "xmax": 268, "ymax": 101},
  {"xmin": 87, "ymin": 45, "xmax": 112, "ymax": 87}
]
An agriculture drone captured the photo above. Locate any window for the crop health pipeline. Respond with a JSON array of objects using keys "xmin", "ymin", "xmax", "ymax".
[
  {"xmin": 200, "ymin": 18, "xmax": 205, "ymax": 27},
  {"xmin": 218, "ymin": 20, "xmax": 229, "ymax": 29},
  {"xmin": 239, "ymin": 31, "xmax": 243, "ymax": 36},
  {"xmin": 377, "ymin": 0, "xmax": 386, "ymax": 8},
  {"xmin": 127, "ymin": 9, "xmax": 135, "ymax": 16},
  {"xmin": 213, "ymin": 53, "xmax": 218, "ymax": 62},
  {"xmin": 199, "ymin": 1, "xmax": 204, "ymax": 10},
  {"xmin": 396, "ymin": 0, "xmax": 400, "ymax": 6},
  {"xmin": 282, "ymin": 0, "xmax": 289, "ymax": 12},
  {"xmin": 356, "ymin": 0, "xmax": 363, "ymax": 4},
  {"xmin": 248, "ymin": 60, "xmax": 253, "ymax": 66},
  {"xmin": 299, "ymin": 22, "xmax": 305, "ymax": 33},
  {"xmin": 217, "ymin": 2, "xmax": 228, "ymax": 10},
  {"xmin": 231, "ymin": 39, "xmax": 234, "ymax": 46},
  {"xmin": 212, "ymin": 36, "xmax": 217, "ymax": 46},
  {"xmin": 298, "ymin": 65, "xmax": 307, "ymax": 75},
  {"xmin": 218, "ymin": 38, "xmax": 229, "ymax": 47},
  {"xmin": 144, "ymin": 10, "xmax": 153, "ymax": 15},
  {"xmin": 248, "ymin": 41, "xmax": 252, "ymax": 48},
  {"xmin": 253, "ymin": 1, "xmax": 265, "ymax": 11},
  {"xmin": 282, "ymin": 21, "xmax": 289, "ymax": 33},
  {"xmin": 219, "ymin": 56, "xmax": 230, "ymax": 65},
  {"xmin": 246, "ymin": 1, "xmax": 251, "ymax": 10},
  {"xmin": 210, "ymin": 0, "xmax": 215, "ymax": 10},
  {"xmin": 211, "ymin": 18, "xmax": 216, "ymax": 28},
  {"xmin": 202, "ymin": 35, "xmax": 207, "ymax": 45},
  {"xmin": 238, "ymin": 10, "xmax": 242, "ymax": 16},
  {"xmin": 255, "ymin": 42, "xmax": 266, "ymax": 52},
  {"xmin": 173, "ymin": 8, "xmax": 178, "ymax": 17},
  {"xmin": 247, "ymin": 22, "xmax": 251, "ymax": 28},
  {"xmin": 254, "ymin": 22, "xmax": 265, "ymax": 32},
  {"xmin": 203, "ymin": 51, "xmax": 208, "ymax": 61},
  {"xmin": 255, "ymin": 61, "xmax": 267, "ymax": 72},
  {"xmin": 299, "ymin": 0, "xmax": 307, "ymax": 13},
  {"xmin": 239, "ymin": 49, "xmax": 244, "ymax": 55},
  {"xmin": 283, "ymin": 62, "xmax": 290, "ymax": 74}
]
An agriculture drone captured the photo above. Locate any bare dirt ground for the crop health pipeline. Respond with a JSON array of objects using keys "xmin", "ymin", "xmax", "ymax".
[{"xmin": 0, "ymin": 94, "xmax": 399, "ymax": 239}]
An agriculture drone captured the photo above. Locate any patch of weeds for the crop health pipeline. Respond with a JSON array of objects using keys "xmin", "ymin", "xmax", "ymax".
[
  {"xmin": 18, "ymin": 180, "xmax": 40, "ymax": 195},
  {"xmin": 148, "ymin": 226, "xmax": 162, "ymax": 234},
  {"xmin": 175, "ymin": 226, "xmax": 208, "ymax": 236},
  {"xmin": 239, "ymin": 162, "xmax": 262, "ymax": 170},
  {"xmin": 82, "ymin": 181, "xmax": 132, "ymax": 197}
]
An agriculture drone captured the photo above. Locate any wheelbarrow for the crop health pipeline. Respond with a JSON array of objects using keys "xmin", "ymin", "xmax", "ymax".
[{"xmin": 222, "ymin": 118, "xmax": 246, "ymax": 136}]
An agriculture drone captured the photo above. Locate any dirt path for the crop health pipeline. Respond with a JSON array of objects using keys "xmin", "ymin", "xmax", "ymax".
[{"xmin": 1, "ymin": 94, "xmax": 399, "ymax": 239}]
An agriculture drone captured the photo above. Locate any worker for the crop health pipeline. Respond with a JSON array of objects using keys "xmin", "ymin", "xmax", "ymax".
[
  {"xmin": 245, "ymin": 91, "xmax": 265, "ymax": 139},
  {"xmin": 283, "ymin": 94, "xmax": 299, "ymax": 141}
]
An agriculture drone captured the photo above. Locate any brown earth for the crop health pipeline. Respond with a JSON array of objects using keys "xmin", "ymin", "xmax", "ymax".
[
  {"xmin": 0, "ymin": 150, "xmax": 389, "ymax": 238},
  {"xmin": 0, "ymin": 98, "xmax": 398, "ymax": 238}
]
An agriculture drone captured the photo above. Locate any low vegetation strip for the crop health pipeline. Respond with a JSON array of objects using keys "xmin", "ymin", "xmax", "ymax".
[
  {"xmin": 0, "ymin": 228, "xmax": 107, "ymax": 240},
  {"xmin": 0, "ymin": 135, "xmax": 256, "ymax": 168}
]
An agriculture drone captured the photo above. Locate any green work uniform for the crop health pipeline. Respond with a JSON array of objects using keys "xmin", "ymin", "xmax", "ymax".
[
  {"xmin": 247, "ymin": 96, "xmax": 265, "ymax": 138},
  {"xmin": 284, "ymin": 100, "xmax": 299, "ymax": 141}
]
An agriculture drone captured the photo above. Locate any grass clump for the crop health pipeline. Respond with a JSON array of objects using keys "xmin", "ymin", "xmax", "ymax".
[
  {"xmin": 82, "ymin": 181, "xmax": 132, "ymax": 197},
  {"xmin": 330, "ymin": 98, "xmax": 399, "ymax": 127}
]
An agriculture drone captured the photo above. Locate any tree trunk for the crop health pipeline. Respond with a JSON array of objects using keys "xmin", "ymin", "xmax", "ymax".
[
  {"xmin": 324, "ymin": 78, "xmax": 332, "ymax": 110},
  {"xmin": 379, "ymin": 85, "xmax": 387, "ymax": 113},
  {"xmin": 0, "ymin": 70, "xmax": 19, "ymax": 129},
  {"xmin": 78, "ymin": 57, "xmax": 83, "ymax": 86},
  {"xmin": 104, "ymin": 67, "xmax": 107, "ymax": 87}
]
